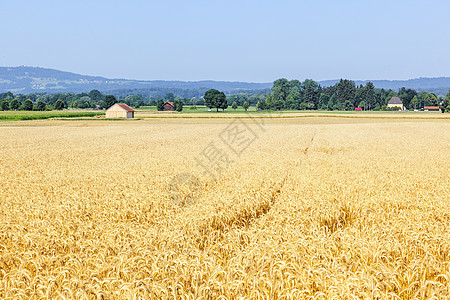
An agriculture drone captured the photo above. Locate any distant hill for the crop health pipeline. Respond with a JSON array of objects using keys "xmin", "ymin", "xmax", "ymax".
[
  {"xmin": 1, "ymin": 66, "xmax": 450, "ymax": 95},
  {"xmin": 0, "ymin": 66, "xmax": 272, "ymax": 94}
]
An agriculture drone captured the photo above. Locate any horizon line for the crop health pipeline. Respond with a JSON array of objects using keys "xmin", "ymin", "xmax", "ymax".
[{"xmin": 2, "ymin": 65, "xmax": 450, "ymax": 84}]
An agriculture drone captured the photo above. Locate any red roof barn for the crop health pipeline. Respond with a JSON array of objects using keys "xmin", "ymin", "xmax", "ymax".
[
  {"xmin": 163, "ymin": 102, "xmax": 174, "ymax": 111},
  {"xmin": 105, "ymin": 103, "xmax": 136, "ymax": 118}
]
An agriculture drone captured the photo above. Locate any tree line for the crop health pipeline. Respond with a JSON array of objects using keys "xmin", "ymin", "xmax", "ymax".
[
  {"xmin": 255, "ymin": 78, "xmax": 450, "ymax": 112},
  {"xmin": 0, "ymin": 90, "xmax": 151, "ymax": 111},
  {"xmin": 0, "ymin": 89, "xmax": 213, "ymax": 111},
  {"xmin": 1, "ymin": 80, "xmax": 449, "ymax": 113}
]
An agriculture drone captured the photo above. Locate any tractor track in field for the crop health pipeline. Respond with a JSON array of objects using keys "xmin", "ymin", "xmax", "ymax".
[{"xmin": 303, "ymin": 130, "xmax": 317, "ymax": 154}]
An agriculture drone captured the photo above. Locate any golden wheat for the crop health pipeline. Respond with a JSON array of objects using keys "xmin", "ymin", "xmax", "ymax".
[{"xmin": 0, "ymin": 116, "xmax": 449, "ymax": 299}]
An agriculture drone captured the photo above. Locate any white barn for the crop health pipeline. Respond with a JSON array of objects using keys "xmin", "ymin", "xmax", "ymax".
[{"xmin": 105, "ymin": 103, "xmax": 135, "ymax": 118}]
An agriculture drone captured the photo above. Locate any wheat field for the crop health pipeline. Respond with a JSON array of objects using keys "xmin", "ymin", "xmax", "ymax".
[{"xmin": 0, "ymin": 116, "xmax": 449, "ymax": 299}]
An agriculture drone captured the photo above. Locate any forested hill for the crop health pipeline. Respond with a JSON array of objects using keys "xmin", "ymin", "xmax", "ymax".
[
  {"xmin": 0, "ymin": 66, "xmax": 272, "ymax": 94},
  {"xmin": 1, "ymin": 66, "xmax": 450, "ymax": 95}
]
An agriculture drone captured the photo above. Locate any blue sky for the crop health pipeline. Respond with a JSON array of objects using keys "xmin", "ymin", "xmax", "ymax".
[{"xmin": 1, "ymin": 0, "xmax": 449, "ymax": 82}]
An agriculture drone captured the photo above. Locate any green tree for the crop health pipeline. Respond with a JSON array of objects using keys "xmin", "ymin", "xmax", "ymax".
[
  {"xmin": 10, "ymin": 99, "xmax": 19, "ymax": 110},
  {"xmin": 89, "ymin": 90, "xmax": 103, "ymax": 102},
  {"xmin": 273, "ymin": 99, "xmax": 284, "ymax": 110},
  {"xmin": 302, "ymin": 79, "xmax": 319, "ymax": 108},
  {"xmin": 354, "ymin": 85, "xmax": 365, "ymax": 108},
  {"xmin": 77, "ymin": 96, "xmax": 90, "ymax": 109},
  {"xmin": 265, "ymin": 91, "xmax": 274, "ymax": 109},
  {"xmin": 156, "ymin": 99, "xmax": 165, "ymax": 111},
  {"xmin": 287, "ymin": 86, "xmax": 301, "ymax": 110},
  {"xmin": 23, "ymin": 99, "xmax": 33, "ymax": 111},
  {"xmin": 36, "ymin": 101, "xmax": 46, "ymax": 111},
  {"xmin": 359, "ymin": 101, "xmax": 366, "ymax": 110},
  {"xmin": 416, "ymin": 91, "xmax": 427, "ymax": 108},
  {"xmin": 71, "ymin": 101, "xmax": 79, "ymax": 109},
  {"xmin": 333, "ymin": 100, "xmax": 343, "ymax": 111},
  {"xmin": 231, "ymin": 101, "xmax": 238, "ymax": 110},
  {"xmin": 133, "ymin": 95, "xmax": 144, "ymax": 108},
  {"xmin": 411, "ymin": 96, "xmax": 419, "ymax": 110},
  {"xmin": 337, "ymin": 79, "xmax": 356, "ymax": 107},
  {"xmin": 385, "ymin": 90, "xmax": 397, "ymax": 106},
  {"xmin": 228, "ymin": 95, "xmax": 239, "ymax": 106},
  {"xmin": 344, "ymin": 100, "xmax": 353, "ymax": 111},
  {"xmin": 285, "ymin": 94, "xmax": 295, "ymax": 109},
  {"xmin": 124, "ymin": 95, "xmax": 134, "ymax": 105},
  {"xmin": 327, "ymin": 94, "xmax": 338, "ymax": 111},
  {"xmin": 243, "ymin": 101, "xmax": 249, "ymax": 111},
  {"xmin": 318, "ymin": 93, "xmax": 329, "ymax": 110},
  {"xmin": 364, "ymin": 82, "xmax": 376, "ymax": 110},
  {"xmin": 441, "ymin": 91, "xmax": 450, "ymax": 113},
  {"xmin": 374, "ymin": 90, "xmax": 384, "ymax": 108},
  {"xmin": 256, "ymin": 101, "xmax": 266, "ymax": 110},
  {"xmin": 55, "ymin": 100, "xmax": 65, "ymax": 110},
  {"xmin": 79, "ymin": 102, "xmax": 90, "ymax": 109},
  {"xmin": 424, "ymin": 93, "xmax": 438, "ymax": 106},
  {"xmin": 219, "ymin": 97, "xmax": 228, "ymax": 111},
  {"xmin": 272, "ymin": 78, "xmax": 290, "ymax": 105},
  {"xmin": 173, "ymin": 100, "xmax": 183, "ymax": 112},
  {"xmin": 104, "ymin": 95, "xmax": 117, "ymax": 109},
  {"xmin": 398, "ymin": 87, "xmax": 416, "ymax": 109},
  {"xmin": 204, "ymin": 89, "xmax": 227, "ymax": 112},
  {"xmin": 1, "ymin": 100, "xmax": 9, "ymax": 111}
]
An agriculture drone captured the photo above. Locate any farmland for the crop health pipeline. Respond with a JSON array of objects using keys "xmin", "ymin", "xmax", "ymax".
[
  {"xmin": 0, "ymin": 115, "xmax": 449, "ymax": 298},
  {"xmin": 0, "ymin": 111, "xmax": 103, "ymax": 121}
]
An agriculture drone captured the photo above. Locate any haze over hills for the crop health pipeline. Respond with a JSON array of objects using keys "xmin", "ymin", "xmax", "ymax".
[
  {"xmin": 1, "ymin": 66, "xmax": 450, "ymax": 95},
  {"xmin": 0, "ymin": 66, "xmax": 272, "ymax": 95}
]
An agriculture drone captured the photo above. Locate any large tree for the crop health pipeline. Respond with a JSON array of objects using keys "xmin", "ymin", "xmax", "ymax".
[
  {"xmin": 88, "ymin": 89, "xmax": 103, "ymax": 102},
  {"xmin": 156, "ymin": 99, "xmax": 165, "ymax": 111},
  {"xmin": 364, "ymin": 82, "xmax": 376, "ymax": 110},
  {"xmin": 441, "ymin": 91, "xmax": 450, "ymax": 113},
  {"xmin": 411, "ymin": 96, "xmax": 419, "ymax": 110},
  {"xmin": 173, "ymin": 100, "xmax": 183, "ymax": 112},
  {"xmin": 55, "ymin": 100, "xmax": 65, "ymax": 110},
  {"xmin": 302, "ymin": 79, "xmax": 319, "ymax": 109},
  {"xmin": 1, "ymin": 100, "xmax": 9, "ymax": 111},
  {"xmin": 243, "ymin": 101, "xmax": 249, "ymax": 111},
  {"xmin": 204, "ymin": 89, "xmax": 227, "ymax": 112},
  {"xmin": 36, "ymin": 101, "xmax": 46, "ymax": 111},
  {"xmin": 424, "ymin": 93, "xmax": 438, "ymax": 106},
  {"xmin": 336, "ymin": 79, "xmax": 356, "ymax": 107},
  {"xmin": 104, "ymin": 95, "xmax": 117, "ymax": 109},
  {"xmin": 23, "ymin": 99, "xmax": 33, "ymax": 111},
  {"xmin": 272, "ymin": 78, "xmax": 290, "ymax": 104},
  {"xmin": 398, "ymin": 87, "xmax": 417, "ymax": 109},
  {"xmin": 10, "ymin": 99, "xmax": 20, "ymax": 110},
  {"xmin": 318, "ymin": 93, "xmax": 329, "ymax": 110},
  {"xmin": 286, "ymin": 86, "xmax": 301, "ymax": 109}
]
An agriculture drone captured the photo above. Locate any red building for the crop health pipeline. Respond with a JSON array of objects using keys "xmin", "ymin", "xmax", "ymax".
[
  {"xmin": 424, "ymin": 106, "xmax": 440, "ymax": 111},
  {"xmin": 163, "ymin": 102, "xmax": 174, "ymax": 111}
]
